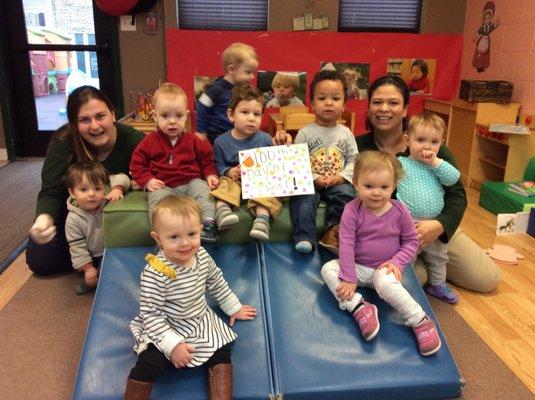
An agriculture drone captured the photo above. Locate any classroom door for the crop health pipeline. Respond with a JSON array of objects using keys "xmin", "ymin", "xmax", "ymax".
[{"xmin": 0, "ymin": 0, "xmax": 121, "ymax": 157}]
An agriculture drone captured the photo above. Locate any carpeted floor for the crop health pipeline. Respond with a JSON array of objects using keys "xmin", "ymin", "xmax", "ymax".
[
  {"xmin": 0, "ymin": 270, "xmax": 532, "ymax": 399},
  {"xmin": 0, "ymin": 160, "xmax": 43, "ymax": 267}
]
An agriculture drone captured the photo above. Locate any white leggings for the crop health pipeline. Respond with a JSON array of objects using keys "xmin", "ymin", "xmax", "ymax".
[{"xmin": 321, "ymin": 260, "xmax": 426, "ymax": 327}]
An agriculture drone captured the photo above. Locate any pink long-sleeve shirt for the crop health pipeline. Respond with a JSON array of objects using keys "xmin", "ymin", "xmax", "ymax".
[{"xmin": 338, "ymin": 198, "xmax": 420, "ymax": 283}]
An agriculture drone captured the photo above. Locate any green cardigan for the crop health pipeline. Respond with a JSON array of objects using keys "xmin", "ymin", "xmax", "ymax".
[
  {"xmin": 36, "ymin": 123, "xmax": 144, "ymax": 225},
  {"xmin": 356, "ymin": 132, "xmax": 467, "ymax": 243}
]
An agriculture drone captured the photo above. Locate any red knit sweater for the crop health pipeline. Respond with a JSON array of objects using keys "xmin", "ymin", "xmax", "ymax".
[{"xmin": 130, "ymin": 130, "xmax": 218, "ymax": 189}]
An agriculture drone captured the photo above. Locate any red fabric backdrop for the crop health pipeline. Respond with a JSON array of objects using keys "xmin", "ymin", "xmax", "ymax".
[{"xmin": 166, "ymin": 30, "xmax": 463, "ymax": 135}]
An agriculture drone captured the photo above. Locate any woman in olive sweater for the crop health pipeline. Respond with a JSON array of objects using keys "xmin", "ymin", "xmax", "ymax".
[
  {"xmin": 356, "ymin": 75, "xmax": 499, "ymax": 293},
  {"xmin": 27, "ymin": 86, "xmax": 144, "ymax": 276}
]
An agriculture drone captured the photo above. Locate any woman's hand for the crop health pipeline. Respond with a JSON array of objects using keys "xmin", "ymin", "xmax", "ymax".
[
  {"xmin": 336, "ymin": 280, "xmax": 357, "ymax": 302},
  {"xmin": 106, "ymin": 186, "xmax": 125, "ymax": 202},
  {"xmin": 229, "ymin": 305, "xmax": 257, "ymax": 326},
  {"xmin": 415, "ymin": 220, "xmax": 444, "ymax": 247},
  {"xmin": 227, "ymin": 166, "xmax": 241, "ymax": 181},
  {"xmin": 170, "ymin": 343, "xmax": 195, "ymax": 368},
  {"xmin": 146, "ymin": 178, "xmax": 165, "ymax": 191},
  {"xmin": 29, "ymin": 214, "xmax": 56, "ymax": 244},
  {"xmin": 378, "ymin": 262, "xmax": 402, "ymax": 281},
  {"xmin": 206, "ymin": 175, "xmax": 219, "ymax": 190}
]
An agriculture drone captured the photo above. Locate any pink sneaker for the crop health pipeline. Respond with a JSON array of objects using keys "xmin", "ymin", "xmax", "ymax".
[
  {"xmin": 353, "ymin": 301, "xmax": 380, "ymax": 341},
  {"xmin": 413, "ymin": 317, "xmax": 441, "ymax": 356}
]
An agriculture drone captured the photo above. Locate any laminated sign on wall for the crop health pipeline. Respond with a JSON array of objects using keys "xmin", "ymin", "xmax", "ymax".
[{"xmin": 239, "ymin": 143, "xmax": 314, "ymax": 199}]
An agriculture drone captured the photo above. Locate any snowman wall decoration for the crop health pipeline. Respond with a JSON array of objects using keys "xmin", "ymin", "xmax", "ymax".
[{"xmin": 472, "ymin": 1, "xmax": 500, "ymax": 73}]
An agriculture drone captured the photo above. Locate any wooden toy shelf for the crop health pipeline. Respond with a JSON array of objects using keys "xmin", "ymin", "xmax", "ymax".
[
  {"xmin": 445, "ymin": 99, "xmax": 527, "ymax": 189},
  {"xmin": 469, "ymin": 120, "xmax": 535, "ymax": 189}
]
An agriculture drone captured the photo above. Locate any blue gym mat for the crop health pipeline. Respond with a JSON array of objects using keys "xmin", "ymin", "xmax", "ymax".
[
  {"xmin": 261, "ymin": 243, "xmax": 462, "ymax": 400},
  {"xmin": 73, "ymin": 243, "xmax": 462, "ymax": 399},
  {"xmin": 72, "ymin": 245, "xmax": 273, "ymax": 400}
]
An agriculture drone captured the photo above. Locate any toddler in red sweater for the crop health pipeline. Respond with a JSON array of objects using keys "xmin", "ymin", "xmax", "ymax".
[{"xmin": 130, "ymin": 83, "xmax": 222, "ymax": 242}]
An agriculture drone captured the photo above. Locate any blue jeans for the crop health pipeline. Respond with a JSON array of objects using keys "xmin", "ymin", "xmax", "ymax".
[{"xmin": 290, "ymin": 183, "xmax": 356, "ymax": 246}]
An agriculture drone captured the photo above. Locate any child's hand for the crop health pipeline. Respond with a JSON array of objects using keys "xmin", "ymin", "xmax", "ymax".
[
  {"xmin": 419, "ymin": 150, "xmax": 440, "ymax": 167},
  {"xmin": 81, "ymin": 264, "xmax": 99, "ymax": 287},
  {"xmin": 378, "ymin": 262, "xmax": 402, "ymax": 281},
  {"xmin": 206, "ymin": 175, "xmax": 219, "ymax": 189},
  {"xmin": 130, "ymin": 179, "xmax": 141, "ymax": 191},
  {"xmin": 194, "ymin": 131, "xmax": 207, "ymax": 141},
  {"xmin": 336, "ymin": 281, "xmax": 357, "ymax": 302},
  {"xmin": 170, "ymin": 343, "xmax": 195, "ymax": 368},
  {"xmin": 325, "ymin": 174, "xmax": 344, "ymax": 187},
  {"xmin": 227, "ymin": 166, "xmax": 241, "ymax": 181},
  {"xmin": 229, "ymin": 305, "xmax": 257, "ymax": 326},
  {"xmin": 272, "ymin": 130, "xmax": 292, "ymax": 145},
  {"xmin": 146, "ymin": 178, "xmax": 165, "ymax": 191},
  {"xmin": 106, "ymin": 186, "xmax": 124, "ymax": 202},
  {"xmin": 314, "ymin": 175, "xmax": 329, "ymax": 189}
]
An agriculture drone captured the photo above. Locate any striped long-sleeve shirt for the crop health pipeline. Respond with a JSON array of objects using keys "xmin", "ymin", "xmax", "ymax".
[{"xmin": 130, "ymin": 247, "xmax": 242, "ymax": 367}]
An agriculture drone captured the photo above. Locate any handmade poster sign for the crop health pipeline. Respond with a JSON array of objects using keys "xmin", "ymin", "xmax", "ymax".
[{"xmin": 239, "ymin": 143, "xmax": 314, "ymax": 199}]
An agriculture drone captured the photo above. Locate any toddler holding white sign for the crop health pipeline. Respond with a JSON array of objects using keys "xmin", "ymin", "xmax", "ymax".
[{"xmin": 211, "ymin": 83, "xmax": 290, "ymax": 240}]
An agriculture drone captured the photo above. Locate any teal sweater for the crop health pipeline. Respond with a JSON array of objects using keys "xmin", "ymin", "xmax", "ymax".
[
  {"xmin": 356, "ymin": 132, "xmax": 467, "ymax": 243},
  {"xmin": 36, "ymin": 123, "xmax": 144, "ymax": 225}
]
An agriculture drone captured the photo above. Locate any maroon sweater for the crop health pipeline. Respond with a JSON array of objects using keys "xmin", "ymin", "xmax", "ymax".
[{"xmin": 130, "ymin": 130, "xmax": 218, "ymax": 189}]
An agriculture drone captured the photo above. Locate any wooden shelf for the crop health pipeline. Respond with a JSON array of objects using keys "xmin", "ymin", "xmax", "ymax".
[
  {"xmin": 476, "ymin": 134, "xmax": 509, "ymax": 146},
  {"xmin": 479, "ymin": 156, "xmax": 506, "ymax": 169}
]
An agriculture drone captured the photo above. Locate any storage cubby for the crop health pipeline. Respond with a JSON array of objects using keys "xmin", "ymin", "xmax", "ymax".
[{"xmin": 445, "ymin": 99, "xmax": 523, "ymax": 188}]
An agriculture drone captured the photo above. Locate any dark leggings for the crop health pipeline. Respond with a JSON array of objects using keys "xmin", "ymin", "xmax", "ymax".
[
  {"xmin": 129, "ymin": 343, "xmax": 231, "ymax": 382},
  {"xmin": 26, "ymin": 227, "xmax": 72, "ymax": 276}
]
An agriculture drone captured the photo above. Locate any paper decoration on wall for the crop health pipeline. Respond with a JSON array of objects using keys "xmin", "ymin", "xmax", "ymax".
[
  {"xmin": 239, "ymin": 143, "xmax": 314, "ymax": 199},
  {"xmin": 387, "ymin": 58, "xmax": 437, "ymax": 96},
  {"xmin": 320, "ymin": 62, "xmax": 370, "ymax": 100},
  {"xmin": 257, "ymin": 71, "xmax": 307, "ymax": 108},
  {"xmin": 472, "ymin": 1, "xmax": 500, "ymax": 73}
]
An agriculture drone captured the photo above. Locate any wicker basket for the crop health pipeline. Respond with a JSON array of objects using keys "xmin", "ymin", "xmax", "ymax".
[{"xmin": 459, "ymin": 80, "xmax": 513, "ymax": 103}]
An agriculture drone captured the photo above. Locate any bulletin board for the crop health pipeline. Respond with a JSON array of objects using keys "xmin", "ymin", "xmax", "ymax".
[{"xmin": 166, "ymin": 30, "xmax": 463, "ymax": 135}]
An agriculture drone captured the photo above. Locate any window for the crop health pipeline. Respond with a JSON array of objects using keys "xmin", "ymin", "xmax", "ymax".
[
  {"xmin": 178, "ymin": 0, "xmax": 268, "ymax": 30},
  {"xmin": 339, "ymin": 0, "xmax": 422, "ymax": 32}
]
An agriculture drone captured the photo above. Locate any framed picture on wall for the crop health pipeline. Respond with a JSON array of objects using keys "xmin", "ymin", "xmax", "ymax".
[
  {"xmin": 320, "ymin": 62, "xmax": 370, "ymax": 100},
  {"xmin": 387, "ymin": 58, "xmax": 437, "ymax": 95},
  {"xmin": 257, "ymin": 70, "xmax": 307, "ymax": 109}
]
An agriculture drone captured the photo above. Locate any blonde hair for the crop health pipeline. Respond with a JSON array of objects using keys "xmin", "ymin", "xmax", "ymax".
[
  {"xmin": 151, "ymin": 196, "xmax": 201, "ymax": 230},
  {"xmin": 407, "ymin": 111, "xmax": 446, "ymax": 138},
  {"xmin": 152, "ymin": 83, "xmax": 188, "ymax": 108},
  {"xmin": 271, "ymin": 72, "xmax": 300, "ymax": 92},
  {"xmin": 222, "ymin": 42, "xmax": 258, "ymax": 71},
  {"xmin": 353, "ymin": 150, "xmax": 404, "ymax": 186}
]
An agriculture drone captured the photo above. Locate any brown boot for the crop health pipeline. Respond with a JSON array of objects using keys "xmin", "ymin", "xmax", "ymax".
[
  {"xmin": 124, "ymin": 379, "xmax": 154, "ymax": 400},
  {"xmin": 318, "ymin": 224, "xmax": 340, "ymax": 255},
  {"xmin": 208, "ymin": 363, "xmax": 233, "ymax": 400}
]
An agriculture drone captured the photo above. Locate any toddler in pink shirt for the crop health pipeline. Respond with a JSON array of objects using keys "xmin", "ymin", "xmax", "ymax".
[{"xmin": 321, "ymin": 150, "xmax": 441, "ymax": 356}]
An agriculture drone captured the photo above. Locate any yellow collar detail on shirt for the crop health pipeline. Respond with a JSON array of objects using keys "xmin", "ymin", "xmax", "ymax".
[{"xmin": 145, "ymin": 253, "xmax": 176, "ymax": 280}]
